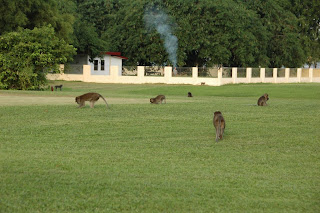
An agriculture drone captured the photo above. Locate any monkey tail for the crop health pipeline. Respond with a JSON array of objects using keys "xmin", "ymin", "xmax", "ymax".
[{"xmin": 99, "ymin": 94, "xmax": 110, "ymax": 109}]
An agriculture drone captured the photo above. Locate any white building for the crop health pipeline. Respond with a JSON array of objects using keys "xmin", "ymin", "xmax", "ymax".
[{"xmin": 70, "ymin": 52, "xmax": 127, "ymax": 75}]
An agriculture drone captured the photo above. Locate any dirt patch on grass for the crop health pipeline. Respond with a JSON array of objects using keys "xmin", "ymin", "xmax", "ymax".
[
  {"xmin": 0, "ymin": 95, "xmax": 147, "ymax": 106},
  {"xmin": 0, "ymin": 95, "xmax": 196, "ymax": 106},
  {"xmin": 0, "ymin": 95, "xmax": 72, "ymax": 106}
]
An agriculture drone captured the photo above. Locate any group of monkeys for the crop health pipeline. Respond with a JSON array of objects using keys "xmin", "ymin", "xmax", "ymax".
[
  {"xmin": 212, "ymin": 93, "xmax": 269, "ymax": 142},
  {"xmin": 75, "ymin": 92, "xmax": 269, "ymax": 143},
  {"xmin": 213, "ymin": 93, "xmax": 269, "ymax": 142}
]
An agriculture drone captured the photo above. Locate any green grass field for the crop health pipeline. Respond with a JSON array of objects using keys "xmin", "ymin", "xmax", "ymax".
[{"xmin": 1, "ymin": 81, "xmax": 319, "ymax": 212}]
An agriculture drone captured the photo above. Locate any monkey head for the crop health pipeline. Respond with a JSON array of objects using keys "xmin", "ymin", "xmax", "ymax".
[
  {"xmin": 75, "ymin": 96, "xmax": 80, "ymax": 104},
  {"xmin": 214, "ymin": 111, "xmax": 222, "ymax": 116},
  {"xmin": 264, "ymin": 93, "xmax": 269, "ymax": 100}
]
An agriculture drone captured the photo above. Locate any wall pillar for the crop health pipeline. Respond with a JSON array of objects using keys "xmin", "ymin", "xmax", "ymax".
[
  {"xmin": 83, "ymin": 65, "xmax": 91, "ymax": 82},
  {"xmin": 137, "ymin": 66, "xmax": 145, "ymax": 82},
  {"xmin": 247, "ymin": 67, "xmax": 252, "ymax": 83},
  {"xmin": 218, "ymin": 67, "xmax": 223, "ymax": 86},
  {"xmin": 273, "ymin": 68, "xmax": 277, "ymax": 83},
  {"xmin": 309, "ymin": 68, "xmax": 313, "ymax": 82},
  {"xmin": 297, "ymin": 68, "xmax": 302, "ymax": 82},
  {"xmin": 110, "ymin": 66, "xmax": 118, "ymax": 76},
  {"xmin": 192, "ymin": 67, "xmax": 198, "ymax": 85},
  {"xmin": 285, "ymin": 68, "xmax": 290, "ymax": 83},
  {"xmin": 192, "ymin": 67, "xmax": 198, "ymax": 78},
  {"xmin": 110, "ymin": 66, "xmax": 119, "ymax": 82},
  {"xmin": 164, "ymin": 67, "xmax": 172, "ymax": 82},
  {"xmin": 260, "ymin": 68, "xmax": 265, "ymax": 83},
  {"xmin": 232, "ymin": 67, "xmax": 237, "ymax": 84}
]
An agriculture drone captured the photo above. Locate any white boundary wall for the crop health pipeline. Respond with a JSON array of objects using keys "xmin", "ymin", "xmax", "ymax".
[{"xmin": 47, "ymin": 65, "xmax": 320, "ymax": 86}]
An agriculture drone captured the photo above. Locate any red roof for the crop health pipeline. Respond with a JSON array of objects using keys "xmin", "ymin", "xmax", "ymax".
[
  {"xmin": 106, "ymin": 52, "xmax": 121, "ymax": 56},
  {"xmin": 102, "ymin": 52, "xmax": 128, "ymax": 60}
]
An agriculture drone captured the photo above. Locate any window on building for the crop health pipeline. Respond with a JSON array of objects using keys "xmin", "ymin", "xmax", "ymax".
[
  {"xmin": 94, "ymin": 60, "xmax": 98, "ymax": 71},
  {"xmin": 101, "ymin": 60, "xmax": 105, "ymax": 71}
]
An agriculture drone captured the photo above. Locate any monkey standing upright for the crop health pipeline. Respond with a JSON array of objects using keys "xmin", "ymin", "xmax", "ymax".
[
  {"xmin": 150, "ymin": 95, "xmax": 166, "ymax": 104},
  {"xmin": 213, "ymin": 111, "xmax": 225, "ymax": 142},
  {"xmin": 257, "ymin": 93, "xmax": 269, "ymax": 106},
  {"xmin": 75, "ymin": 92, "xmax": 109, "ymax": 109}
]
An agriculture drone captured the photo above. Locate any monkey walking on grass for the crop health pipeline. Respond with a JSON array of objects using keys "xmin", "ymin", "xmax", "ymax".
[
  {"xmin": 55, "ymin": 85, "xmax": 63, "ymax": 91},
  {"xmin": 257, "ymin": 93, "xmax": 269, "ymax": 106},
  {"xmin": 75, "ymin": 92, "xmax": 109, "ymax": 109},
  {"xmin": 150, "ymin": 95, "xmax": 166, "ymax": 104},
  {"xmin": 213, "ymin": 111, "xmax": 225, "ymax": 142}
]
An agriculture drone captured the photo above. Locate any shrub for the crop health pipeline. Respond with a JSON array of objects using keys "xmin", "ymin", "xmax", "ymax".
[{"xmin": 0, "ymin": 25, "xmax": 76, "ymax": 90}]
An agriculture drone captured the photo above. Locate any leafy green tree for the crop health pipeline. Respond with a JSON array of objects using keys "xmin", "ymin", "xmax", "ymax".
[
  {"xmin": 0, "ymin": 26, "xmax": 76, "ymax": 90},
  {"xmin": 171, "ymin": 0, "xmax": 269, "ymax": 67},
  {"xmin": 101, "ymin": 0, "xmax": 268, "ymax": 67},
  {"xmin": 0, "ymin": 0, "xmax": 75, "ymax": 43},
  {"xmin": 99, "ymin": 0, "xmax": 169, "ymax": 66},
  {"xmin": 73, "ymin": 0, "xmax": 317, "ymax": 67},
  {"xmin": 55, "ymin": 0, "xmax": 77, "ymax": 43},
  {"xmin": 73, "ymin": 19, "xmax": 108, "ymax": 59},
  {"xmin": 284, "ymin": 0, "xmax": 320, "ymax": 67},
  {"xmin": 73, "ymin": 0, "xmax": 111, "ymax": 59},
  {"xmin": 240, "ymin": 0, "xmax": 306, "ymax": 67}
]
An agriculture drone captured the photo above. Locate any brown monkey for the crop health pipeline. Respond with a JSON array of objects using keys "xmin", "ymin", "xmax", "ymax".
[
  {"xmin": 75, "ymin": 92, "xmax": 109, "ymax": 109},
  {"xmin": 257, "ymin": 93, "xmax": 269, "ymax": 106},
  {"xmin": 188, "ymin": 92, "xmax": 193, "ymax": 97},
  {"xmin": 213, "ymin": 111, "xmax": 225, "ymax": 142},
  {"xmin": 150, "ymin": 95, "xmax": 166, "ymax": 104}
]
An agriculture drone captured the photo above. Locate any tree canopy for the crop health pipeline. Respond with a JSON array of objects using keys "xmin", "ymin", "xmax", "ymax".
[
  {"xmin": 73, "ymin": 0, "xmax": 319, "ymax": 68},
  {"xmin": 0, "ymin": 0, "xmax": 319, "ymax": 89},
  {"xmin": 0, "ymin": 26, "xmax": 76, "ymax": 89}
]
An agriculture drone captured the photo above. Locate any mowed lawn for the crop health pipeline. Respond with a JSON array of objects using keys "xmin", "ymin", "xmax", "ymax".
[{"xmin": 0, "ymin": 81, "xmax": 319, "ymax": 212}]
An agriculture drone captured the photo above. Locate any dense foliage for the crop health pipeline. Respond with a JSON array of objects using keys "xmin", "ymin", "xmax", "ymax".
[
  {"xmin": 0, "ymin": 0, "xmax": 319, "ymax": 89},
  {"xmin": 73, "ymin": 0, "xmax": 320, "ymax": 68},
  {"xmin": 0, "ymin": 26, "xmax": 76, "ymax": 89}
]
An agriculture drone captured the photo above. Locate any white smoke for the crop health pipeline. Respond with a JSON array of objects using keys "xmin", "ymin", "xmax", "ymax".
[{"xmin": 144, "ymin": 5, "xmax": 178, "ymax": 68}]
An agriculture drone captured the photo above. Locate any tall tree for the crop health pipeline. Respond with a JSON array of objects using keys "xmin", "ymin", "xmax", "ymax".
[
  {"xmin": 171, "ymin": 0, "xmax": 269, "ymax": 67},
  {"xmin": 73, "ymin": 0, "xmax": 315, "ymax": 67},
  {"xmin": 285, "ymin": 0, "xmax": 320, "ymax": 67},
  {"xmin": 102, "ymin": 0, "xmax": 269, "ymax": 67},
  {"xmin": 0, "ymin": 0, "xmax": 75, "ymax": 43},
  {"xmin": 240, "ymin": 0, "xmax": 307, "ymax": 67},
  {"xmin": 101, "ymin": 0, "xmax": 170, "ymax": 66},
  {"xmin": 73, "ymin": 0, "xmax": 111, "ymax": 59}
]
